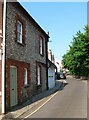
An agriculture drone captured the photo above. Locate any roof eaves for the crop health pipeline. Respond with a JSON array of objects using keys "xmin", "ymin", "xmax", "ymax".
[
  {"xmin": 12, "ymin": 2, "xmax": 50, "ymax": 38},
  {"xmin": 48, "ymin": 59, "xmax": 57, "ymax": 69}
]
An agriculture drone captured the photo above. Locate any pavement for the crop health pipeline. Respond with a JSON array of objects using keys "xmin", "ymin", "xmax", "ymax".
[{"xmin": 0, "ymin": 79, "xmax": 64, "ymax": 120}]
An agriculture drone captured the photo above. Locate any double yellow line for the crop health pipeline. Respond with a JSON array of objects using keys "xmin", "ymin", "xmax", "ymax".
[{"xmin": 23, "ymin": 91, "xmax": 59, "ymax": 119}]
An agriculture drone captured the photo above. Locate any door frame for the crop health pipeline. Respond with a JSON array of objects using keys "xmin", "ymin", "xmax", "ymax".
[{"xmin": 10, "ymin": 66, "xmax": 18, "ymax": 107}]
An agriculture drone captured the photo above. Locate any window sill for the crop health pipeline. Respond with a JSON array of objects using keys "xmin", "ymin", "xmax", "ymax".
[
  {"xmin": 37, "ymin": 84, "xmax": 42, "ymax": 87},
  {"xmin": 24, "ymin": 84, "xmax": 29, "ymax": 88},
  {"xmin": 16, "ymin": 41, "xmax": 26, "ymax": 46},
  {"xmin": 40, "ymin": 54, "xmax": 44, "ymax": 57}
]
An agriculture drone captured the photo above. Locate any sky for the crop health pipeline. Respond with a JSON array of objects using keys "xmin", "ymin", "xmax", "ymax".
[{"xmin": 19, "ymin": 2, "xmax": 87, "ymax": 61}]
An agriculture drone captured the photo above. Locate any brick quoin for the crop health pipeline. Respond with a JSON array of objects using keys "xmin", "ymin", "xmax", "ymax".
[{"xmin": 6, "ymin": 58, "xmax": 30, "ymax": 108}]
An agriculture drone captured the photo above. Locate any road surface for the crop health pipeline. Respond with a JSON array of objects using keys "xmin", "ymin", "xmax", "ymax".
[{"xmin": 19, "ymin": 76, "xmax": 87, "ymax": 119}]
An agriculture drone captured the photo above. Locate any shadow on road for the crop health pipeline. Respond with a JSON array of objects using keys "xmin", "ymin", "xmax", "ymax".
[{"xmin": 1, "ymin": 80, "xmax": 68, "ymax": 120}]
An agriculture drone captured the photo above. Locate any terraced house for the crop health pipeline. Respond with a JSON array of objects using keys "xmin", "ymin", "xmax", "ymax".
[{"xmin": 0, "ymin": 1, "xmax": 49, "ymax": 112}]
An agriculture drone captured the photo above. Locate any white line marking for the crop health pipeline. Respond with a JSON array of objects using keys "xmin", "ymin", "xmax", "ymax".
[{"xmin": 24, "ymin": 91, "xmax": 59, "ymax": 118}]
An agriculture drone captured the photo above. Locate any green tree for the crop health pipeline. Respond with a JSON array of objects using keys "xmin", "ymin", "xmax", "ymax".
[{"xmin": 62, "ymin": 25, "xmax": 89, "ymax": 77}]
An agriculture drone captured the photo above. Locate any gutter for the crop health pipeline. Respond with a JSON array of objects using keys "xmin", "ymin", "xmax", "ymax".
[{"xmin": 11, "ymin": 2, "xmax": 50, "ymax": 39}]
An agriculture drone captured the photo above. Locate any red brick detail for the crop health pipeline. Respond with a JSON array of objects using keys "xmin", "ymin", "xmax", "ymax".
[{"xmin": 6, "ymin": 59, "xmax": 30, "ymax": 107}]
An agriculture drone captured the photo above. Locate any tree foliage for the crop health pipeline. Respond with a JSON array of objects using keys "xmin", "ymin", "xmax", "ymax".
[{"xmin": 62, "ymin": 25, "xmax": 89, "ymax": 77}]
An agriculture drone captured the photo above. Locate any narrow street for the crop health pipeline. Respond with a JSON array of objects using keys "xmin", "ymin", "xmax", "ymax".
[{"xmin": 19, "ymin": 76, "xmax": 87, "ymax": 119}]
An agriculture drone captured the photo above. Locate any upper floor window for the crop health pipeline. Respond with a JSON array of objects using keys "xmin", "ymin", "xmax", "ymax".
[
  {"xmin": 15, "ymin": 14, "xmax": 26, "ymax": 45},
  {"xmin": 17, "ymin": 20, "xmax": 22, "ymax": 43},
  {"xmin": 39, "ymin": 36, "xmax": 44, "ymax": 56}
]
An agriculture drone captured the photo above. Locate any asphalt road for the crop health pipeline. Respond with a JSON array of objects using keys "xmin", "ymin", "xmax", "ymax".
[{"xmin": 21, "ymin": 76, "xmax": 87, "ymax": 119}]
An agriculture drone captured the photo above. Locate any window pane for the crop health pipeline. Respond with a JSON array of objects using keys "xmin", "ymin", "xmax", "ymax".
[
  {"xmin": 17, "ymin": 23, "xmax": 21, "ymax": 32},
  {"xmin": 20, "ymin": 33, "xmax": 22, "ymax": 43},
  {"xmin": 24, "ymin": 68, "xmax": 28, "ymax": 85},
  {"xmin": 17, "ymin": 33, "xmax": 20, "ymax": 42},
  {"xmin": 40, "ymin": 38, "xmax": 42, "ymax": 55},
  {"xmin": 17, "ymin": 21, "xmax": 22, "ymax": 43},
  {"xmin": 17, "ymin": 33, "xmax": 22, "ymax": 43},
  {"xmin": 37, "ymin": 66, "xmax": 41, "ymax": 85},
  {"xmin": 17, "ymin": 21, "xmax": 22, "ymax": 33}
]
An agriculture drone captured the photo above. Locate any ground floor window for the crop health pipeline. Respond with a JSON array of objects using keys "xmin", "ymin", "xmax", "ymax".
[
  {"xmin": 36, "ymin": 63, "xmax": 42, "ymax": 86},
  {"xmin": 24, "ymin": 68, "xmax": 28, "ymax": 85}
]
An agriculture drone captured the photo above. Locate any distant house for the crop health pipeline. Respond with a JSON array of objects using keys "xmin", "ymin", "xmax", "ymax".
[
  {"xmin": 55, "ymin": 58, "xmax": 63, "ymax": 72},
  {"xmin": 0, "ymin": 1, "xmax": 49, "ymax": 112},
  {"xmin": 48, "ymin": 50, "xmax": 57, "ymax": 89}
]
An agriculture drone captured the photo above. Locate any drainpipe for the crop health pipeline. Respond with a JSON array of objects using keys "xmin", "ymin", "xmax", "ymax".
[
  {"xmin": 46, "ymin": 32, "xmax": 50, "ymax": 90},
  {"xmin": 2, "ymin": 0, "xmax": 6, "ymax": 114},
  {"xmin": 46, "ymin": 39, "xmax": 49, "ymax": 90}
]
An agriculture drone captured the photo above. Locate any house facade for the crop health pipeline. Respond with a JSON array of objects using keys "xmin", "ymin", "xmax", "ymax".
[{"xmin": 0, "ymin": 2, "xmax": 49, "ymax": 112}]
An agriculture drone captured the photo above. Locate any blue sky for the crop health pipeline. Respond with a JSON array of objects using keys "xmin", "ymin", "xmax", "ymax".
[{"xmin": 19, "ymin": 2, "xmax": 87, "ymax": 61}]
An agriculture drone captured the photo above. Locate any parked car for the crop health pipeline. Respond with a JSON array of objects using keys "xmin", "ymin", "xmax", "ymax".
[{"xmin": 56, "ymin": 72, "xmax": 66, "ymax": 79}]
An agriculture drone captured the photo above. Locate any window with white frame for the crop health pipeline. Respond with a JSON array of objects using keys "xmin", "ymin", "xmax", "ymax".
[
  {"xmin": 15, "ymin": 14, "xmax": 26, "ymax": 45},
  {"xmin": 37, "ymin": 65, "xmax": 41, "ymax": 85},
  {"xmin": 17, "ymin": 20, "xmax": 22, "ymax": 43},
  {"xmin": 24, "ymin": 68, "xmax": 28, "ymax": 85},
  {"xmin": 39, "ymin": 37, "xmax": 44, "ymax": 56}
]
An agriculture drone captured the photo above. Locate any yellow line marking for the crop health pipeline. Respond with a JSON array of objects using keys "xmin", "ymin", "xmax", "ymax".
[
  {"xmin": 15, "ymin": 97, "xmax": 46, "ymax": 118},
  {"xmin": 24, "ymin": 91, "xmax": 59, "ymax": 118}
]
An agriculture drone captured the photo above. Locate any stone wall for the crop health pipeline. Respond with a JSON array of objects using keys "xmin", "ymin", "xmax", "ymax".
[{"xmin": 5, "ymin": 2, "xmax": 48, "ymax": 110}]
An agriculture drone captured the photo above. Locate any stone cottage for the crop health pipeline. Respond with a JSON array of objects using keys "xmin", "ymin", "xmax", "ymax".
[{"xmin": 0, "ymin": 1, "xmax": 49, "ymax": 112}]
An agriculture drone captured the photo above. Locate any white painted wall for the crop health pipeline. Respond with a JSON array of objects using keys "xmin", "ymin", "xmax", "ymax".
[
  {"xmin": 55, "ymin": 58, "xmax": 62, "ymax": 72},
  {"xmin": 48, "ymin": 67, "xmax": 55, "ymax": 89}
]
